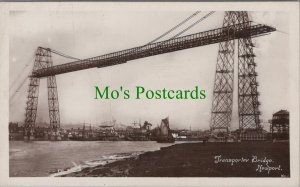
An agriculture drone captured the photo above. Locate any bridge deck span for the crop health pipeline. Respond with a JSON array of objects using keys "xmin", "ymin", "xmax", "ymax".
[{"xmin": 32, "ymin": 23, "xmax": 276, "ymax": 78}]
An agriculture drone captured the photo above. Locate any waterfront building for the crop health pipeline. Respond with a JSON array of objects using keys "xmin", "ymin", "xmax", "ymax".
[{"xmin": 270, "ymin": 110, "xmax": 289, "ymax": 141}]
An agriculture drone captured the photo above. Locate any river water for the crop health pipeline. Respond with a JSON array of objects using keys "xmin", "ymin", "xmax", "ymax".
[{"xmin": 9, "ymin": 141, "xmax": 176, "ymax": 177}]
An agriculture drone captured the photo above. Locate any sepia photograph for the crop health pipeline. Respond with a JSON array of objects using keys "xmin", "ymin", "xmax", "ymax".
[{"xmin": 0, "ymin": 1, "xmax": 299, "ymax": 187}]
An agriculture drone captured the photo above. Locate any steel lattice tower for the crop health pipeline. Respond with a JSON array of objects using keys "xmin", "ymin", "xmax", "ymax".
[
  {"xmin": 210, "ymin": 11, "xmax": 261, "ymax": 134},
  {"xmin": 24, "ymin": 47, "xmax": 60, "ymax": 140}
]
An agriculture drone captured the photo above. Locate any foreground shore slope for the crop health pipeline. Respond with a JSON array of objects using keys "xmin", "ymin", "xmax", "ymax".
[{"xmin": 62, "ymin": 142, "xmax": 289, "ymax": 177}]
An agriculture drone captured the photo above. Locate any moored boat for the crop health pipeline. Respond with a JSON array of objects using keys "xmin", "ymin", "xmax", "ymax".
[{"xmin": 156, "ymin": 117, "xmax": 175, "ymax": 143}]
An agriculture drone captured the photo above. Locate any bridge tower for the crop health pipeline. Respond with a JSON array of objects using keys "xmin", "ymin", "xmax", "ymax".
[
  {"xmin": 24, "ymin": 47, "xmax": 60, "ymax": 140},
  {"xmin": 210, "ymin": 11, "xmax": 261, "ymax": 138}
]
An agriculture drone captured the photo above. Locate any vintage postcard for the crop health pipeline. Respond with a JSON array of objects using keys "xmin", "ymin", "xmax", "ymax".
[{"xmin": 0, "ymin": 1, "xmax": 299, "ymax": 187}]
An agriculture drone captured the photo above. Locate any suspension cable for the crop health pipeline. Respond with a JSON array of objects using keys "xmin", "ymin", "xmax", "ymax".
[
  {"xmin": 10, "ymin": 11, "xmax": 215, "ymax": 101},
  {"xmin": 171, "ymin": 11, "xmax": 215, "ymax": 39},
  {"xmin": 50, "ymin": 49, "xmax": 81, "ymax": 61},
  {"xmin": 147, "ymin": 11, "xmax": 201, "ymax": 44},
  {"xmin": 9, "ymin": 54, "xmax": 34, "ymax": 91},
  {"xmin": 9, "ymin": 74, "xmax": 28, "ymax": 102}
]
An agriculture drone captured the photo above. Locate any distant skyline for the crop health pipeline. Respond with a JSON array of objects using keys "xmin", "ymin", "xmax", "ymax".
[{"xmin": 9, "ymin": 11, "xmax": 289, "ymax": 130}]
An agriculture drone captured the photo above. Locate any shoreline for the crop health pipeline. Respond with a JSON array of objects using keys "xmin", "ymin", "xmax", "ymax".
[
  {"xmin": 61, "ymin": 141, "xmax": 290, "ymax": 177},
  {"xmin": 50, "ymin": 151, "xmax": 143, "ymax": 177}
]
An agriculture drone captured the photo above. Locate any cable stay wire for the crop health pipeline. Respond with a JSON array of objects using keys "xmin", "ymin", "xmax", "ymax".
[
  {"xmin": 9, "ymin": 54, "xmax": 34, "ymax": 91},
  {"xmin": 93, "ymin": 12, "xmax": 203, "ymax": 62},
  {"xmin": 10, "ymin": 12, "xmax": 215, "ymax": 105},
  {"xmin": 147, "ymin": 11, "xmax": 201, "ymax": 44},
  {"xmin": 170, "ymin": 11, "xmax": 215, "ymax": 39},
  {"xmin": 50, "ymin": 49, "xmax": 81, "ymax": 61},
  {"xmin": 105, "ymin": 11, "xmax": 216, "ymax": 62},
  {"xmin": 143, "ymin": 11, "xmax": 215, "ymax": 53},
  {"xmin": 9, "ymin": 74, "xmax": 29, "ymax": 103},
  {"xmin": 11, "ymin": 11, "xmax": 215, "ymax": 97}
]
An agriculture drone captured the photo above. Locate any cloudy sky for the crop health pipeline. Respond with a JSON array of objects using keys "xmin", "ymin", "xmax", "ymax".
[{"xmin": 9, "ymin": 11, "xmax": 289, "ymax": 130}]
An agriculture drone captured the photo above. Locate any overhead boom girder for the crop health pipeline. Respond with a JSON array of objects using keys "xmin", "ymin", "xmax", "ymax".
[{"xmin": 32, "ymin": 22, "xmax": 275, "ymax": 78}]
